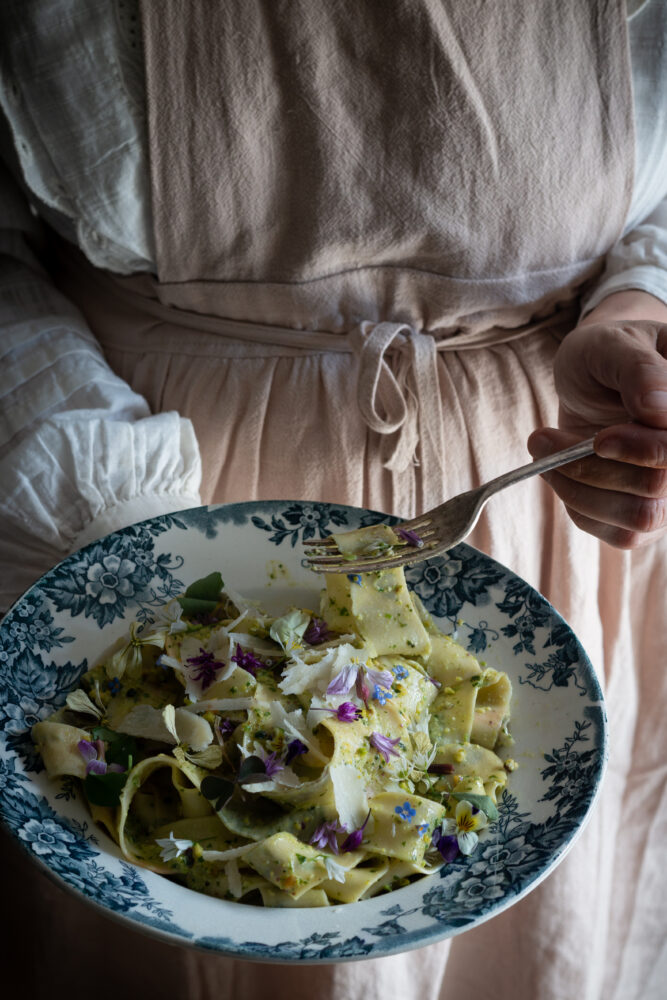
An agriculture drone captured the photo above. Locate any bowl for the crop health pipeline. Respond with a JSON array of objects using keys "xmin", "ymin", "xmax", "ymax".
[{"xmin": 0, "ymin": 501, "xmax": 606, "ymax": 961}]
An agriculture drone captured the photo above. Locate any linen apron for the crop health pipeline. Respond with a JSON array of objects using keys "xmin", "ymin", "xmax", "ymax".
[{"xmin": 15, "ymin": 3, "xmax": 666, "ymax": 999}]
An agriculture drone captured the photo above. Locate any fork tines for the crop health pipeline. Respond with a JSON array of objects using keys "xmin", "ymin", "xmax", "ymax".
[{"xmin": 304, "ymin": 520, "xmax": 437, "ymax": 574}]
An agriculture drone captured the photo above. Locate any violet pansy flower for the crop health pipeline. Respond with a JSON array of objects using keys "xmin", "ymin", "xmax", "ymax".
[
  {"xmin": 303, "ymin": 617, "xmax": 336, "ymax": 646},
  {"xmin": 77, "ymin": 739, "xmax": 124, "ymax": 776},
  {"xmin": 285, "ymin": 738, "xmax": 308, "ymax": 764},
  {"xmin": 369, "ymin": 731, "xmax": 401, "ymax": 763},
  {"xmin": 432, "ymin": 828, "xmax": 459, "ymax": 863}
]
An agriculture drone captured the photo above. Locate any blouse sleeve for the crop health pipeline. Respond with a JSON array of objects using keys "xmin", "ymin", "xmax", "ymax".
[
  {"xmin": 0, "ymin": 159, "xmax": 202, "ymax": 614},
  {"xmin": 580, "ymin": 194, "xmax": 667, "ymax": 316}
]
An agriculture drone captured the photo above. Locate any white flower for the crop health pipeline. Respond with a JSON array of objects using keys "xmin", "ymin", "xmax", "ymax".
[
  {"xmin": 440, "ymin": 799, "xmax": 488, "ymax": 856},
  {"xmin": 155, "ymin": 831, "xmax": 193, "ymax": 861},
  {"xmin": 323, "ymin": 856, "xmax": 347, "ymax": 883}
]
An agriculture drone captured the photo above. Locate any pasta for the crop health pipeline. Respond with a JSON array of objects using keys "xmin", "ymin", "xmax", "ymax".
[{"xmin": 32, "ymin": 524, "xmax": 514, "ymax": 907}]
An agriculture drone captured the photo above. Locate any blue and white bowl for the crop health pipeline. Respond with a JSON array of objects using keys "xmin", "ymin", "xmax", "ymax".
[{"xmin": 0, "ymin": 501, "xmax": 606, "ymax": 961}]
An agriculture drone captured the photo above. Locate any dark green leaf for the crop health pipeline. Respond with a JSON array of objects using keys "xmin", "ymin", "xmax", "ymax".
[
  {"xmin": 84, "ymin": 770, "xmax": 128, "ymax": 807},
  {"xmin": 200, "ymin": 775, "xmax": 235, "ymax": 810},
  {"xmin": 176, "ymin": 571, "xmax": 224, "ymax": 615},
  {"xmin": 91, "ymin": 726, "xmax": 137, "ymax": 769},
  {"xmin": 238, "ymin": 755, "xmax": 266, "ymax": 781},
  {"xmin": 450, "ymin": 791, "xmax": 499, "ymax": 821}
]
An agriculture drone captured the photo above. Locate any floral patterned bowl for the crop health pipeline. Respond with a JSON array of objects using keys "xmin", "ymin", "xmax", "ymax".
[{"xmin": 0, "ymin": 501, "xmax": 606, "ymax": 961}]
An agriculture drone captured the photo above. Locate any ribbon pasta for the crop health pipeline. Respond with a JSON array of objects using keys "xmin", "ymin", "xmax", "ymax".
[{"xmin": 32, "ymin": 525, "xmax": 513, "ymax": 907}]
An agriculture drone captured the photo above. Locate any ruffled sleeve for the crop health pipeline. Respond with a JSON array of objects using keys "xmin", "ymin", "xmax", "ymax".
[{"xmin": 0, "ymin": 159, "xmax": 201, "ymax": 613}]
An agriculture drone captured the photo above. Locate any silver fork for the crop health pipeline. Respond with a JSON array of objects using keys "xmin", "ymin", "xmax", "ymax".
[{"xmin": 305, "ymin": 436, "xmax": 596, "ymax": 573}]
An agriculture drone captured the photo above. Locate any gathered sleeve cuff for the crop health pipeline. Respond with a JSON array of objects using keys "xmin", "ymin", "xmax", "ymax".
[
  {"xmin": 581, "ymin": 195, "xmax": 667, "ymax": 316},
  {"xmin": 0, "ymin": 159, "xmax": 201, "ymax": 613}
]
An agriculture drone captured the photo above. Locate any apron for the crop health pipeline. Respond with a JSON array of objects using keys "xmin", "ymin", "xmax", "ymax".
[{"xmin": 27, "ymin": 3, "xmax": 666, "ymax": 999}]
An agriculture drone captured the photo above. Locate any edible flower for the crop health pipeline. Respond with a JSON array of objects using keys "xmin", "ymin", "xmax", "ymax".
[
  {"xmin": 139, "ymin": 599, "xmax": 188, "ymax": 646},
  {"xmin": 214, "ymin": 717, "xmax": 237, "ymax": 743},
  {"xmin": 269, "ymin": 610, "xmax": 310, "ymax": 653},
  {"xmin": 310, "ymin": 819, "xmax": 344, "ymax": 854},
  {"xmin": 230, "ymin": 643, "xmax": 266, "ymax": 676},
  {"xmin": 77, "ymin": 739, "xmax": 124, "ymax": 776},
  {"xmin": 155, "ymin": 831, "xmax": 194, "ymax": 862},
  {"xmin": 261, "ymin": 750, "xmax": 284, "ymax": 779},
  {"xmin": 437, "ymin": 799, "xmax": 488, "ymax": 858},
  {"xmin": 310, "ymin": 701, "xmax": 362, "ymax": 723},
  {"xmin": 396, "ymin": 528, "xmax": 425, "ymax": 548},
  {"xmin": 326, "ymin": 662, "xmax": 393, "ymax": 706},
  {"xmin": 369, "ymin": 732, "xmax": 401, "ymax": 763},
  {"xmin": 285, "ymin": 738, "xmax": 308, "ymax": 764},
  {"xmin": 347, "ymin": 574, "xmax": 362, "ymax": 586},
  {"xmin": 392, "ymin": 664, "xmax": 409, "ymax": 680},
  {"xmin": 66, "ymin": 688, "xmax": 104, "ymax": 720},
  {"xmin": 303, "ymin": 617, "xmax": 336, "ymax": 645},
  {"xmin": 373, "ymin": 685, "xmax": 393, "ymax": 705},
  {"xmin": 185, "ymin": 647, "xmax": 225, "ymax": 690},
  {"xmin": 108, "ymin": 676, "xmax": 122, "ymax": 696},
  {"xmin": 323, "ymin": 856, "xmax": 347, "ymax": 883},
  {"xmin": 340, "ymin": 811, "xmax": 371, "ymax": 853},
  {"xmin": 394, "ymin": 801, "xmax": 417, "ymax": 821}
]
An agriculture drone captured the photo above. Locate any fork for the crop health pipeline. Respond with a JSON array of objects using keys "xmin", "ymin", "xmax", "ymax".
[{"xmin": 305, "ymin": 436, "xmax": 596, "ymax": 573}]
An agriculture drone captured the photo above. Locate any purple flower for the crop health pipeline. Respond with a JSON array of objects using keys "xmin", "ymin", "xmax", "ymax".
[
  {"xmin": 285, "ymin": 738, "xmax": 308, "ymax": 764},
  {"xmin": 365, "ymin": 666, "xmax": 394, "ymax": 691},
  {"xmin": 77, "ymin": 739, "xmax": 123, "ymax": 776},
  {"xmin": 326, "ymin": 663, "xmax": 393, "ymax": 707},
  {"xmin": 310, "ymin": 819, "xmax": 343, "ymax": 854},
  {"xmin": 262, "ymin": 751, "xmax": 284, "ymax": 779},
  {"xmin": 341, "ymin": 811, "xmax": 371, "ymax": 853},
  {"xmin": 311, "ymin": 701, "xmax": 362, "ymax": 723},
  {"xmin": 432, "ymin": 828, "xmax": 460, "ymax": 863},
  {"xmin": 326, "ymin": 663, "xmax": 359, "ymax": 697},
  {"xmin": 230, "ymin": 643, "xmax": 266, "ymax": 676},
  {"xmin": 396, "ymin": 528, "xmax": 424, "ymax": 548},
  {"xmin": 214, "ymin": 716, "xmax": 237, "ymax": 744},
  {"xmin": 369, "ymin": 732, "xmax": 401, "ymax": 763},
  {"xmin": 303, "ymin": 617, "xmax": 335, "ymax": 645},
  {"xmin": 186, "ymin": 647, "xmax": 225, "ymax": 690}
]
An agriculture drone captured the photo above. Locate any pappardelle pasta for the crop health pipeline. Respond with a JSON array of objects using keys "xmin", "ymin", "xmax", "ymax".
[{"xmin": 33, "ymin": 524, "xmax": 514, "ymax": 907}]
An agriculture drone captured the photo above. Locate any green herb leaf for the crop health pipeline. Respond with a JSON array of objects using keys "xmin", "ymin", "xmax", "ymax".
[
  {"xmin": 91, "ymin": 726, "xmax": 137, "ymax": 769},
  {"xmin": 200, "ymin": 775, "xmax": 235, "ymax": 811},
  {"xmin": 83, "ymin": 770, "xmax": 129, "ymax": 807},
  {"xmin": 176, "ymin": 571, "xmax": 224, "ymax": 616},
  {"xmin": 449, "ymin": 791, "xmax": 499, "ymax": 821},
  {"xmin": 237, "ymin": 755, "xmax": 266, "ymax": 781}
]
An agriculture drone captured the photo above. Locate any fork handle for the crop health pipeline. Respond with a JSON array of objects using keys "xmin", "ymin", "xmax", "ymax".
[{"xmin": 480, "ymin": 436, "xmax": 597, "ymax": 500}]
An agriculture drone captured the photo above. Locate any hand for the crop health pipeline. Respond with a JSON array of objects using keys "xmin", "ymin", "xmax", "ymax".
[{"xmin": 527, "ymin": 291, "xmax": 667, "ymax": 549}]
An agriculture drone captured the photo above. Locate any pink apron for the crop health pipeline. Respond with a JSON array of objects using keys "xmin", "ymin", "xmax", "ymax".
[{"xmin": 23, "ymin": 3, "xmax": 665, "ymax": 999}]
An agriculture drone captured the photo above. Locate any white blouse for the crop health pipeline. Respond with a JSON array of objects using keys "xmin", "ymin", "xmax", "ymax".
[{"xmin": 0, "ymin": 0, "xmax": 666, "ymax": 612}]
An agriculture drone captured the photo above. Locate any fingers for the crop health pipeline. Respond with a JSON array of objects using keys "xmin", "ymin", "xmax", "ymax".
[
  {"xmin": 554, "ymin": 322, "xmax": 667, "ymax": 429},
  {"xmin": 527, "ymin": 427, "xmax": 667, "ymax": 548}
]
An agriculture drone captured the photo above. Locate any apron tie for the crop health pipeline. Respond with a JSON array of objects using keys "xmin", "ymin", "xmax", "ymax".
[{"xmin": 352, "ymin": 322, "xmax": 446, "ymax": 505}]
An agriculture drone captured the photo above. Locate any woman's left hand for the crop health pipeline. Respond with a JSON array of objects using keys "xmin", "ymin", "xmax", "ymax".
[{"xmin": 527, "ymin": 291, "xmax": 667, "ymax": 549}]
